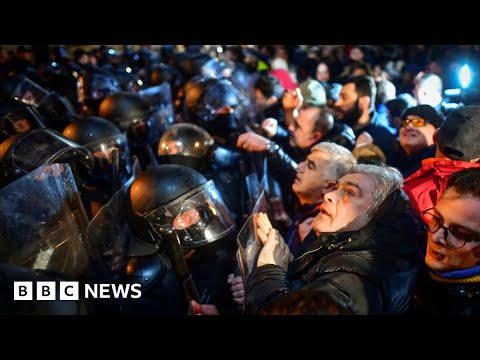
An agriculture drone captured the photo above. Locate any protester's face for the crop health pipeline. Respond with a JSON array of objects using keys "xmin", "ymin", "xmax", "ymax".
[
  {"xmin": 312, "ymin": 173, "xmax": 374, "ymax": 234},
  {"xmin": 349, "ymin": 47, "xmax": 364, "ymax": 62},
  {"xmin": 316, "ymin": 63, "xmax": 330, "ymax": 83},
  {"xmin": 78, "ymin": 53, "xmax": 89, "ymax": 65},
  {"xmin": 92, "ymin": 145, "xmax": 116, "ymax": 163},
  {"xmin": 12, "ymin": 118, "xmax": 34, "ymax": 133},
  {"xmin": 399, "ymin": 117, "xmax": 436, "ymax": 155},
  {"xmin": 335, "ymin": 83, "xmax": 361, "ymax": 126},
  {"xmin": 425, "ymin": 188, "xmax": 480, "ymax": 272},
  {"xmin": 292, "ymin": 150, "xmax": 337, "ymax": 205},
  {"xmin": 288, "ymin": 107, "xmax": 320, "ymax": 149}
]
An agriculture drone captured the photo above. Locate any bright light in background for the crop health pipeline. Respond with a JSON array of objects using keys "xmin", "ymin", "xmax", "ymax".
[
  {"xmin": 444, "ymin": 88, "xmax": 461, "ymax": 96},
  {"xmin": 217, "ymin": 47, "xmax": 223, "ymax": 53},
  {"xmin": 459, "ymin": 64, "xmax": 472, "ymax": 89},
  {"xmin": 126, "ymin": 67, "xmax": 132, "ymax": 73}
]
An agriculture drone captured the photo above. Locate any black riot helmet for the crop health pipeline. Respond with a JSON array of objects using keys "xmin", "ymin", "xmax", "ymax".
[
  {"xmin": 77, "ymin": 69, "xmax": 121, "ymax": 115},
  {"xmin": 0, "ymin": 75, "xmax": 26, "ymax": 103},
  {"xmin": 157, "ymin": 123, "xmax": 214, "ymax": 172},
  {"xmin": 183, "ymin": 76, "xmax": 245, "ymax": 145},
  {"xmin": 43, "ymin": 61, "xmax": 81, "ymax": 105},
  {"xmin": 150, "ymin": 64, "xmax": 184, "ymax": 112},
  {"xmin": 99, "ymin": 91, "xmax": 166, "ymax": 146},
  {"xmin": 150, "ymin": 64, "xmax": 184, "ymax": 96},
  {"xmin": 178, "ymin": 52, "xmax": 212, "ymax": 81},
  {"xmin": 201, "ymin": 58, "xmax": 236, "ymax": 79},
  {"xmin": 0, "ymin": 128, "xmax": 95, "ymax": 189},
  {"xmin": 0, "ymin": 99, "xmax": 46, "ymax": 142},
  {"xmin": 184, "ymin": 76, "xmax": 240, "ymax": 123},
  {"xmin": 63, "ymin": 116, "xmax": 122, "ymax": 145},
  {"xmin": 9, "ymin": 75, "xmax": 77, "ymax": 132},
  {"xmin": 63, "ymin": 116, "xmax": 132, "ymax": 187},
  {"xmin": 128, "ymin": 164, "xmax": 235, "ymax": 249},
  {"xmin": 36, "ymin": 92, "xmax": 77, "ymax": 132}
]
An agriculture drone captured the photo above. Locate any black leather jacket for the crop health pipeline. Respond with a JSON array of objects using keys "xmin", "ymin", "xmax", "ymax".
[
  {"xmin": 414, "ymin": 261, "xmax": 480, "ymax": 316},
  {"xmin": 245, "ymin": 190, "xmax": 419, "ymax": 315}
]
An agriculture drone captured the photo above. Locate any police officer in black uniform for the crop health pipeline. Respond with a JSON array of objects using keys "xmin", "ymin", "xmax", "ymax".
[{"xmin": 86, "ymin": 164, "xmax": 238, "ymax": 314}]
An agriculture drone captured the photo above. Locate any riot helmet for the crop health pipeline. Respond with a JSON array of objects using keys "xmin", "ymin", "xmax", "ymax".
[
  {"xmin": 201, "ymin": 58, "xmax": 236, "ymax": 79},
  {"xmin": 183, "ymin": 76, "xmax": 246, "ymax": 145},
  {"xmin": 150, "ymin": 64, "xmax": 184, "ymax": 99},
  {"xmin": 0, "ymin": 99, "xmax": 46, "ymax": 141},
  {"xmin": 157, "ymin": 123, "xmax": 214, "ymax": 172},
  {"xmin": 50, "ymin": 46, "xmax": 71, "ymax": 64},
  {"xmin": 184, "ymin": 76, "xmax": 240, "ymax": 122},
  {"xmin": 99, "ymin": 91, "xmax": 168, "ymax": 146},
  {"xmin": 63, "ymin": 116, "xmax": 132, "ymax": 188},
  {"xmin": 178, "ymin": 52, "xmax": 212, "ymax": 81},
  {"xmin": 0, "ymin": 128, "xmax": 95, "ymax": 188},
  {"xmin": 43, "ymin": 61, "xmax": 81, "ymax": 104},
  {"xmin": 128, "ymin": 164, "xmax": 235, "ymax": 249},
  {"xmin": 77, "ymin": 69, "xmax": 121, "ymax": 115},
  {"xmin": 149, "ymin": 64, "xmax": 184, "ymax": 113},
  {"xmin": 10, "ymin": 76, "xmax": 77, "ymax": 132},
  {"xmin": 0, "ymin": 75, "xmax": 27, "ymax": 103}
]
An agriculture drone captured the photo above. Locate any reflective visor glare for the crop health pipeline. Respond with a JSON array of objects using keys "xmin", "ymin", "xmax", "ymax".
[
  {"xmin": 145, "ymin": 181, "xmax": 235, "ymax": 247},
  {"xmin": 10, "ymin": 132, "xmax": 69, "ymax": 171},
  {"xmin": 13, "ymin": 78, "xmax": 49, "ymax": 107}
]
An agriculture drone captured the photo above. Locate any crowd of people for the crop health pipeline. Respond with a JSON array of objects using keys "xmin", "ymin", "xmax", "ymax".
[{"xmin": 0, "ymin": 44, "xmax": 480, "ymax": 315}]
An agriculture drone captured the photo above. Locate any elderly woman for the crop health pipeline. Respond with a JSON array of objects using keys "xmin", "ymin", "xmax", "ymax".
[{"xmin": 245, "ymin": 164, "xmax": 419, "ymax": 315}]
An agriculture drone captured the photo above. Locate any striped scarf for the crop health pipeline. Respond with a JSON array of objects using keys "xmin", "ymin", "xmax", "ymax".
[{"xmin": 429, "ymin": 264, "xmax": 480, "ymax": 284}]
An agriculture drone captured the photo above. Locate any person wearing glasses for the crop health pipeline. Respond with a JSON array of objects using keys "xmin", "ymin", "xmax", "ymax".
[
  {"xmin": 403, "ymin": 105, "xmax": 480, "ymax": 225},
  {"xmin": 389, "ymin": 105, "xmax": 444, "ymax": 178},
  {"xmin": 415, "ymin": 167, "xmax": 480, "ymax": 315}
]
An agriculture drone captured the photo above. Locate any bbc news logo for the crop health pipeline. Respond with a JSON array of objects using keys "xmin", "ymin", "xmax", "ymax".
[{"xmin": 14, "ymin": 282, "xmax": 142, "ymax": 300}]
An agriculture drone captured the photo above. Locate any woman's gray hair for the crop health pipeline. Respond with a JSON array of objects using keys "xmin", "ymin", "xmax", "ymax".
[
  {"xmin": 311, "ymin": 142, "xmax": 357, "ymax": 178},
  {"xmin": 341, "ymin": 163, "xmax": 404, "ymax": 216}
]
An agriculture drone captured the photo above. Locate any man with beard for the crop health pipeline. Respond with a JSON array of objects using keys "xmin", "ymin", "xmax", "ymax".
[{"xmin": 335, "ymin": 75, "xmax": 397, "ymax": 164}]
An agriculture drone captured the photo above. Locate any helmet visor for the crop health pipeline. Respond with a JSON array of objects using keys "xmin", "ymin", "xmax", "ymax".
[
  {"xmin": 87, "ymin": 133, "xmax": 132, "ymax": 175},
  {"xmin": 127, "ymin": 105, "xmax": 173, "ymax": 146},
  {"xmin": 11, "ymin": 77, "xmax": 50, "ymax": 107},
  {"xmin": 145, "ymin": 180, "xmax": 235, "ymax": 248},
  {"xmin": 2, "ymin": 106, "xmax": 46, "ymax": 135},
  {"xmin": 196, "ymin": 79, "xmax": 241, "ymax": 122},
  {"xmin": 77, "ymin": 73, "xmax": 121, "ymax": 104},
  {"xmin": 3, "ymin": 128, "xmax": 95, "ymax": 177}
]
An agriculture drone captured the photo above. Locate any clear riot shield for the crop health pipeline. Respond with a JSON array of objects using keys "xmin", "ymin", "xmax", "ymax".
[
  {"xmin": 0, "ymin": 163, "xmax": 90, "ymax": 279},
  {"xmin": 236, "ymin": 191, "xmax": 268, "ymax": 289},
  {"xmin": 245, "ymin": 172, "xmax": 264, "ymax": 213},
  {"xmin": 85, "ymin": 164, "xmax": 155, "ymax": 282},
  {"xmin": 138, "ymin": 82, "xmax": 174, "ymax": 132}
]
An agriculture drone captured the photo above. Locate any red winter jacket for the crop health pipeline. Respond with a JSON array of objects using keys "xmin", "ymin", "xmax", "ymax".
[{"xmin": 403, "ymin": 158, "xmax": 480, "ymax": 223}]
